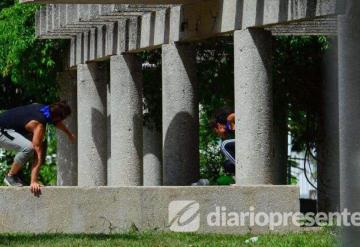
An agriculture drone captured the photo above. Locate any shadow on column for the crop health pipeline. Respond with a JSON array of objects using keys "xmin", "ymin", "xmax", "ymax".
[
  {"xmin": 91, "ymin": 107, "xmax": 108, "ymax": 184},
  {"xmin": 164, "ymin": 111, "xmax": 199, "ymax": 186}
]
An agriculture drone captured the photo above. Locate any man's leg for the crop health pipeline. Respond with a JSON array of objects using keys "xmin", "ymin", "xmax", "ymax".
[
  {"xmin": 0, "ymin": 129, "xmax": 34, "ymax": 186},
  {"xmin": 221, "ymin": 139, "xmax": 236, "ymax": 164}
]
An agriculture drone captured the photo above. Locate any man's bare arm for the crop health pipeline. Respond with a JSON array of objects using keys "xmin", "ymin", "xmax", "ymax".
[
  {"xmin": 227, "ymin": 113, "xmax": 236, "ymax": 128},
  {"xmin": 25, "ymin": 121, "xmax": 45, "ymax": 195},
  {"xmin": 30, "ymin": 123, "xmax": 45, "ymax": 183},
  {"xmin": 56, "ymin": 121, "xmax": 76, "ymax": 143}
]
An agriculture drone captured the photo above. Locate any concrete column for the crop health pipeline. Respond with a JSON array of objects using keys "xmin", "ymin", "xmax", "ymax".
[
  {"xmin": 338, "ymin": 2, "xmax": 360, "ymax": 245},
  {"xmin": 234, "ymin": 29, "xmax": 275, "ymax": 185},
  {"xmin": 109, "ymin": 55, "xmax": 143, "ymax": 186},
  {"xmin": 317, "ymin": 38, "xmax": 340, "ymax": 213},
  {"xmin": 162, "ymin": 43, "xmax": 199, "ymax": 186},
  {"xmin": 77, "ymin": 62, "xmax": 108, "ymax": 186},
  {"xmin": 56, "ymin": 70, "xmax": 78, "ymax": 186},
  {"xmin": 143, "ymin": 126, "xmax": 162, "ymax": 186}
]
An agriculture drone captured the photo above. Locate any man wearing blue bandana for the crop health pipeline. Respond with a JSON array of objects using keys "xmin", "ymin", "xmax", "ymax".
[
  {"xmin": 210, "ymin": 109, "xmax": 236, "ymax": 175},
  {"xmin": 0, "ymin": 101, "xmax": 75, "ymax": 195}
]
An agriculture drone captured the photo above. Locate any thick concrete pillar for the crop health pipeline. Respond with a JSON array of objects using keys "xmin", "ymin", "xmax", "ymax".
[
  {"xmin": 234, "ymin": 29, "xmax": 275, "ymax": 185},
  {"xmin": 338, "ymin": 2, "xmax": 360, "ymax": 245},
  {"xmin": 77, "ymin": 62, "xmax": 108, "ymax": 186},
  {"xmin": 143, "ymin": 126, "xmax": 162, "ymax": 186},
  {"xmin": 56, "ymin": 70, "xmax": 78, "ymax": 186},
  {"xmin": 317, "ymin": 38, "xmax": 340, "ymax": 213},
  {"xmin": 162, "ymin": 43, "xmax": 199, "ymax": 186},
  {"xmin": 109, "ymin": 55, "xmax": 143, "ymax": 186}
]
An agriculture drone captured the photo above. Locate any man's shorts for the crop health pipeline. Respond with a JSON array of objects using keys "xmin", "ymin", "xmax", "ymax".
[{"xmin": 0, "ymin": 129, "xmax": 34, "ymax": 166}]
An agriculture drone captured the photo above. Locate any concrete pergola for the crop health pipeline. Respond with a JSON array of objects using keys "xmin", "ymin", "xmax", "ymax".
[
  {"xmin": 2, "ymin": 0, "xmax": 359, "ymax": 242},
  {"xmin": 31, "ymin": 0, "xmax": 340, "ymax": 187}
]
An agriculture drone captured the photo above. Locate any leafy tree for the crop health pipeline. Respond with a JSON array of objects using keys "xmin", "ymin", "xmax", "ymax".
[{"xmin": 0, "ymin": 1, "xmax": 64, "ymax": 185}]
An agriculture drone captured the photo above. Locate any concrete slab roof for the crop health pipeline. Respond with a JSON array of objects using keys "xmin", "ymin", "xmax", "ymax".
[{"xmin": 32, "ymin": 0, "xmax": 340, "ymax": 68}]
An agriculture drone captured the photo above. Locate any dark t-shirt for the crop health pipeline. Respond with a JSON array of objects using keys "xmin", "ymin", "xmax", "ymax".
[{"xmin": 0, "ymin": 103, "xmax": 52, "ymax": 136}]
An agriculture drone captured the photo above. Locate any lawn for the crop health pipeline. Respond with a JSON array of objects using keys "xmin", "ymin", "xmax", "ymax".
[{"xmin": 0, "ymin": 229, "xmax": 337, "ymax": 247}]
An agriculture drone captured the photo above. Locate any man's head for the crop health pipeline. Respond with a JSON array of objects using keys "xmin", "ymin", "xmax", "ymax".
[
  {"xmin": 210, "ymin": 109, "xmax": 230, "ymax": 139},
  {"xmin": 50, "ymin": 101, "xmax": 71, "ymax": 124}
]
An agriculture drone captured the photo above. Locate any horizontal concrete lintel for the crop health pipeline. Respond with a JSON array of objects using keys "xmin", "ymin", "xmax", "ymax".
[
  {"xmin": 271, "ymin": 32, "xmax": 337, "ymax": 36},
  {"xmin": 0, "ymin": 186, "xmax": 300, "ymax": 234},
  {"xmin": 114, "ymin": 4, "xmax": 171, "ymax": 11},
  {"xmin": 38, "ymin": 35, "xmax": 73, "ymax": 39}
]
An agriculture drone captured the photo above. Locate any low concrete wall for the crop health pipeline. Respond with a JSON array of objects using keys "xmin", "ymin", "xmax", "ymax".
[{"xmin": 0, "ymin": 186, "xmax": 299, "ymax": 234}]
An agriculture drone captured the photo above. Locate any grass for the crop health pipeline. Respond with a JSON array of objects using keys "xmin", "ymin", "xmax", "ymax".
[{"xmin": 0, "ymin": 229, "xmax": 337, "ymax": 247}]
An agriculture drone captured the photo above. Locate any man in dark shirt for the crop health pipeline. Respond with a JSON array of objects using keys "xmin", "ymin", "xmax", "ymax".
[
  {"xmin": 0, "ymin": 101, "xmax": 75, "ymax": 195},
  {"xmin": 210, "ymin": 109, "xmax": 236, "ymax": 174}
]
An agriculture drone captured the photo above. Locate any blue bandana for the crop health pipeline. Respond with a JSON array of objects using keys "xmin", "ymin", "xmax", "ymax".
[{"xmin": 40, "ymin": 105, "xmax": 53, "ymax": 124}]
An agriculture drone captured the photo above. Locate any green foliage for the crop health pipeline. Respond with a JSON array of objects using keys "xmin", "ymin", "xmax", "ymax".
[
  {"xmin": 0, "ymin": 1, "xmax": 65, "ymax": 106},
  {"xmin": 0, "ymin": 229, "xmax": 337, "ymax": 247},
  {"xmin": 0, "ymin": 0, "xmax": 13, "ymax": 12},
  {"xmin": 197, "ymin": 38, "xmax": 234, "ymax": 183},
  {"xmin": 273, "ymin": 36, "xmax": 328, "ymax": 154},
  {"xmin": 0, "ymin": 2, "xmax": 63, "ymax": 185},
  {"xmin": 138, "ymin": 50, "xmax": 162, "ymax": 132}
]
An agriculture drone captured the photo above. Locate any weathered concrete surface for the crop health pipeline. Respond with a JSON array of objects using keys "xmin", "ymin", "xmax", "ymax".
[
  {"xmin": 35, "ymin": 1, "xmax": 339, "ymax": 63},
  {"xmin": 143, "ymin": 126, "xmax": 162, "ymax": 186},
  {"xmin": 234, "ymin": 29, "xmax": 275, "ymax": 185},
  {"xmin": 109, "ymin": 55, "xmax": 143, "ymax": 186},
  {"xmin": 56, "ymin": 70, "xmax": 78, "ymax": 186},
  {"xmin": 0, "ymin": 186, "xmax": 299, "ymax": 234},
  {"xmin": 338, "ymin": 1, "xmax": 360, "ymax": 245},
  {"xmin": 162, "ymin": 43, "xmax": 199, "ymax": 186},
  {"xmin": 77, "ymin": 62, "xmax": 108, "ymax": 186},
  {"xmin": 317, "ymin": 38, "xmax": 339, "ymax": 213}
]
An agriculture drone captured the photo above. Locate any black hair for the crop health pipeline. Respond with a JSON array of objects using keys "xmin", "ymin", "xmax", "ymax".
[
  {"xmin": 50, "ymin": 100, "xmax": 71, "ymax": 121},
  {"xmin": 209, "ymin": 108, "xmax": 233, "ymax": 129}
]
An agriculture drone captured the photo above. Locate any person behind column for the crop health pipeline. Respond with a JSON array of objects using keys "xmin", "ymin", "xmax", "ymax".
[
  {"xmin": 0, "ymin": 101, "xmax": 75, "ymax": 195},
  {"xmin": 210, "ymin": 109, "xmax": 236, "ymax": 175}
]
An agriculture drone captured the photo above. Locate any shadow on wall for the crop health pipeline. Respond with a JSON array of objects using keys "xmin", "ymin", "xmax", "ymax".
[
  {"xmin": 91, "ymin": 107, "xmax": 108, "ymax": 183},
  {"xmin": 163, "ymin": 111, "xmax": 199, "ymax": 186},
  {"xmin": 133, "ymin": 113, "xmax": 143, "ymax": 174},
  {"xmin": 88, "ymin": 62, "xmax": 108, "ymax": 109}
]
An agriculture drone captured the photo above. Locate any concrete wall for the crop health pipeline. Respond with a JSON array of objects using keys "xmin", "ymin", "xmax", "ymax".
[{"xmin": 0, "ymin": 186, "xmax": 299, "ymax": 234}]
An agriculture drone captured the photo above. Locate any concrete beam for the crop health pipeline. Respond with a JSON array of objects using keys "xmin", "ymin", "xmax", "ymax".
[
  {"xmin": 177, "ymin": 0, "xmax": 339, "ymax": 42},
  {"xmin": 0, "ymin": 186, "xmax": 299, "ymax": 234},
  {"xmin": 37, "ymin": 0, "xmax": 339, "ymax": 65},
  {"xmin": 266, "ymin": 17, "xmax": 337, "ymax": 36}
]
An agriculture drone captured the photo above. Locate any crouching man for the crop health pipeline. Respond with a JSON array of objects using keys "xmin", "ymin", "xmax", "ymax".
[{"xmin": 0, "ymin": 101, "xmax": 75, "ymax": 195}]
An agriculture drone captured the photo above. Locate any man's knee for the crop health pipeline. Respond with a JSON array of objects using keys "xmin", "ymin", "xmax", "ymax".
[{"xmin": 14, "ymin": 143, "xmax": 34, "ymax": 166}]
